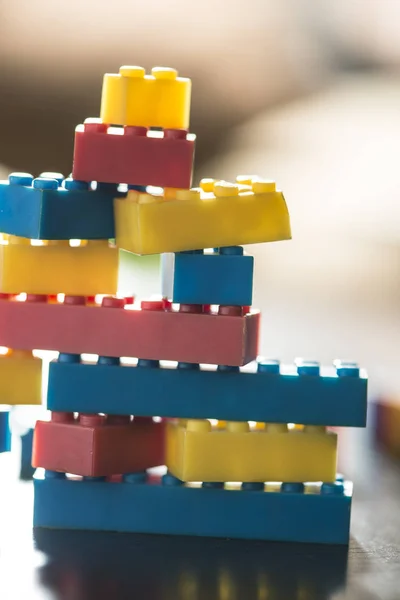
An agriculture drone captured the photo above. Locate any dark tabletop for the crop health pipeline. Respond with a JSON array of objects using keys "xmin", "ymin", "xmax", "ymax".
[{"xmin": 0, "ymin": 419, "xmax": 399, "ymax": 600}]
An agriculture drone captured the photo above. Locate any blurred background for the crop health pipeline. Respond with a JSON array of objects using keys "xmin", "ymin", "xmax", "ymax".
[{"xmin": 0, "ymin": 0, "xmax": 399, "ymax": 403}]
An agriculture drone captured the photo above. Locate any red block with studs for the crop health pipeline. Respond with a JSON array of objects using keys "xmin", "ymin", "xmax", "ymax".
[
  {"xmin": 0, "ymin": 296, "xmax": 259, "ymax": 366},
  {"xmin": 32, "ymin": 413, "xmax": 165, "ymax": 477},
  {"xmin": 72, "ymin": 120, "xmax": 195, "ymax": 188}
]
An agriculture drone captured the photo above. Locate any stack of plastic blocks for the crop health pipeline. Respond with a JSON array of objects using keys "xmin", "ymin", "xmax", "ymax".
[{"xmin": 8, "ymin": 64, "xmax": 366, "ymax": 545}]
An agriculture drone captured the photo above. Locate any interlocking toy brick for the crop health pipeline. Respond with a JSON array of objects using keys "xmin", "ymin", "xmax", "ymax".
[
  {"xmin": 0, "ymin": 350, "xmax": 42, "ymax": 405},
  {"xmin": 47, "ymin": 358, "xmax": 367, "ymax": 427},
  {"xmin": 166, "ymin": 420, "xmax": 337, "ymax": 482},
  {"xmin": 0, "ymin": 237, "xmax": 119, "ymax": 295},
  {"xmin": 100, "ymin": 66, "xmax": 191, "ymax": 130},
  {"xmin": 0, "ymin": 296, "xmax": 259, "ymax": 366},
  {"xmin": 33, "ymin": 471, "xmax": 352, "ymax": 544},
  {"xmin": 374, "ymin": 398, "xmax": 400, "ymax": 457},
  {"xmin": 72, "ymin": 119, "xmax": 195, "ymax": 189},
  {"xmin": 162, "ymin": 247, "xmax": 254, "ymax": 306},
  {"xmin": 0, "ymin": 410, "xmax": 11, "ymax": 453},
  {"xmin": 0, "ymin": 174, "xmax": 120, "ymax": 240},
  {"xmin": 114, "ymin": 177, "xmax": 291, "ymax": 255},
  {"xmin": 33, "ymin": 413, "xmax": 165, "ymax": 477}
]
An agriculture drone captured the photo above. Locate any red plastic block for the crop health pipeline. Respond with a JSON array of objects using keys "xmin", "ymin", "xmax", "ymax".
[
  {"xmin": 72, "ymin": 120, "xmax": 195, "ymax": 188},
  {"xmin": 0, "ymin": 297, "xmax": 260, "ymax": 366},
  {"xmin": 33, "ymin": 413, "xmax": 165, "ymax": 477}
]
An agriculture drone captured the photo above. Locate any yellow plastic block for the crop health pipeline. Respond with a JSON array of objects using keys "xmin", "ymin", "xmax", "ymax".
[
  {"xmin": 0, "ymin": 350, "xmax": 42, "ymax": 405},
  {"xmin": 114, "ymin": 177, "xmax": 291, "ymax": 255},
  {"xmin": 0, "ymin": 237, "xmax": 119, "ymax": 295},
  {"xmin": 100, "ymin": 66, "xmax": 191, "ymax": 130},
  {"xmin": 166, "ymin": 421, "xmax": 337, "ymax": 483}
]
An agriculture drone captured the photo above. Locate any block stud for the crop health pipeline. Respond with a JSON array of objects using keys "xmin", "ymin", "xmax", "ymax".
[
  {"xmin": 9, "ymin": 172, "xmax": 33, "ymax": 186},
  {"xmin": 296, "ymin": 359, "xmax": 320, "ymax": 376},
  {"xmin": 51, "ymin": 411, "xmax": 75, "ymax": 423},
  {"xmin": 33, "ymin": 178, "xmax": 59, "ymax": 191},
  {"xmin": 186, "ymin": 419, "xmax": 211, "ymax": 433},
  {"xmin": 281, "ymin": 482, "xmax": 305, "ymax": 494},
  {"xmin": 226, "ymin": 421, "xmax": 249, "ymax": 433},
  {"xmin": 79, "ymin": 414, "xmax": 106, "ymax": 427},
  {"xmin": 321, "ymin": 482, "xmax": 345, "ymax": 495},
  {"xmin": 257, "ymin": 359, "xmax": 280, "ymax": 374},
  {"xmin": 334, "ymin": 360, "xmax": 360, "ymax": 378}
]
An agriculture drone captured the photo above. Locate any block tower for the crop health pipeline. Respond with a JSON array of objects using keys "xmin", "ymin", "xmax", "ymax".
[{"xmin": 0, "ymin": 66, "xmax": 367, "ymax": 544}]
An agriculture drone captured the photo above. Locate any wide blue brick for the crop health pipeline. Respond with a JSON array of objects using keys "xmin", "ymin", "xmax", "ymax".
[
  {"xmin": 47, "ymin": 357, "xmax": 368, "ymax": 426},
  {"xmin": 162, "ymin": 247, "xmax": 254, "ymax": 306},
  {"xmin": 33, "ymin": 472, "xmax": 352, "ymax": 544},
  {"xmin": 0, "ymin": 173, "xmax": 123, "ymax": 240},
  {"xmin": 0, "ymin": 410, "xmax": 11, "ymax": 453}
]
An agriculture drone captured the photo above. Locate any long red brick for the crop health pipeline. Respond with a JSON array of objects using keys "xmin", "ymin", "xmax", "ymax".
[{"xmin": 0, "ymin": 296, "xmax": 259, "ymax": 366}]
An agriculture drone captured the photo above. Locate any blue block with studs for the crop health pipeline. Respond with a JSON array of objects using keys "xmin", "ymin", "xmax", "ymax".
[
  {"xmin": 47, "ymin": 355, "xmax": 368, "ymax": 426},
  {"xmin": 161, "ymin": 247, "xmax": 254, "ymax": 306},
  {"xmin": 0, "ymin": 410, "xmax": 11, "ymax": 454},
  {"xmin": 0, "ymin": 172, "xmax": 125, "ymax": 240},
  {"xmin": 33, "ymin": 471, "xmax": 352, "ymax": 544}
]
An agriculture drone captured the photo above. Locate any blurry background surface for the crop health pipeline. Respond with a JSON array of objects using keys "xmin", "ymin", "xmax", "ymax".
[{"xmin": 0, "ymin": 0, "xmax": 399, "ymax": 397}]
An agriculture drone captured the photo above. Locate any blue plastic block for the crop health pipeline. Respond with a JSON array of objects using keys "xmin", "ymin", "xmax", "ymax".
[
  {"xmin": 0, "ymin": 411, "xmax": 11, "ymax": 453},
  {"xmin": 47, "ymin": 357, "xmax": 368, "ymax": 426},
  {"xmin": 0, "ymin": 173, "xmax": 124, "ymax": 240},
  {"xmin": 33, "ymin": 472, "xmax": 352, "ymax": 544},
  {"xmin": 162, "ymin": 247, "xmax": 254, "ymax": 306}
]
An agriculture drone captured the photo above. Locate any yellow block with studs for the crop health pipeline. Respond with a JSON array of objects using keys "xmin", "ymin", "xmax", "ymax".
[
  {"xmin": 114, "ymin": 176, "xmax": 291, "ymax": 255},
  {"xmin": 166, "ymin": 421, "xmax": 337, "ymax": 483},
  {"xmin": 0, "ymin": 236, "xmax": 119, "ymax": 296},
  {"xmin": 0, "ymin": 350, "xmax": 42, "ymax": 405},
  {"xmin": 100, "ymin": 66, "xmax": 191, "ymax": 130}
]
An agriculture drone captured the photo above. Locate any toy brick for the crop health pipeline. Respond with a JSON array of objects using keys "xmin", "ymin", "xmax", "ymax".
[
  {"xmin": 162, "ymin": 247, "xmax": 254, "ymax": 306},
  {"xmin": 20, "ymin": 428, "xmax": 35, "ymax": 480},
  {"xmin": 0, "ymin": 410, "xmax": 11, "ymax": 453},
  {"xmin": 374, "ymin": 398, "xmax": 400, "ymax": 457},
  {"xmin": 114, "ymin": 177, "xmax": 291, "ymax": 255},
  {"xmin": 0, "ymin": 297, "xmax": 259, "ymax": 366},
  {"xmin": 33, "ymin": 414, "xmax": 165, "ymax": 477},
  {"xmin": 0, "ymin": 174, "xmax": 120, "ymax": 240},
  {"xmin": 166, "ymin": 421, "xmax": 337, "ymax": 482},
  {"xmin": 100, "ymin": 66, "xmax": 191, "ymax": 130},
  {"xmin": 0, "ymin": 238, "xmax": 119, "ymax": 296},
  {"xmin": 33, "ymin": 472, "xmax": 352, "ymax": 544},
  {"xmin": 0, "ymin": 350, "xmax": 42, "ymax": 405},
  {"xmin": 47, "ymin": 358, "xmax": 367, "ymax": 427},
  {"xmin": 72, "ymin": 120, "xmax": 195, "ymax": 189}
]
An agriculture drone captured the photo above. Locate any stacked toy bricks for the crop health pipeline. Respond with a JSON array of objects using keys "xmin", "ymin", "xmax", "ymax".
[{"xmin": 0, "ymin": 66, "xmax": 368, "ymax": 544}]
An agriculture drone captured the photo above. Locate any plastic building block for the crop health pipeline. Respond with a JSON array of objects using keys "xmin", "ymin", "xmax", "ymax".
[
  {"xmin": 114, "ymin": 177, "xmax": 291, "ymax": 255},
  {"xmin": 33, "ymin": 414, "xmax": 164, "ymax": 477},
  {"xmin": 47, "ymin": 358, "xmax": 367, "ymax": 427},
  {"xmin": 100, "ymin": 66, "xmax": 191, "ymax": 130},
  {"xmin": 0, "ymin": 350, "xmax": 42, "ymax": 405},
  {"xmin": 162, "ymin": 247, "xmax": 254, "ymax": 306},
  {"xmin": 374, "ymin": 398, "xmax": 400, "ymax": 457},
  {"xmin": 72, "ymin": 119, "xmax": 195, "ymax": 189},
  {"xmin": 0, "ymin": 410, "xmax": 11, "ymax": 453},
  {"xmin": 20, "ymin": 428, "xmax": 35, "ymax": 480},
  {"xmin": 33, "ymin": 471, "xmax": 352, "ymax": 544},
  {"xmin": 166, "ymin": 421, "xmax": 337, "ymax": 483},
  {"xmin": 0, "ymin": 297, "xmax": 259, "ymax": 366},
  {"xmin": 0, "ymin": 174, "xmax": 121, "ymax": 240},
  {"xmin": 0, "ymin": 237, "xmax": 119, "ymax": 295}
]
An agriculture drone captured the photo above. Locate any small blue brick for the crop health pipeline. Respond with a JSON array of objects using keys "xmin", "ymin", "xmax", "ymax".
[
  {"xmin": 165, "ymin": 248, "xmax": 254, "ymax": 306},
  {"xmin": 33, "ymin": 473, "xmax": 353, "ymax": 544},
  {"xmin": 0, "ymin": 411, "xmax": 10, "ymax": 454},
  {"xmin": 47, "ymin": 358, "xmax": 368, "ymax": 426},
  {"xmin": 0, "ymin": 172, "xmax": 123, "ymax": 239}
]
